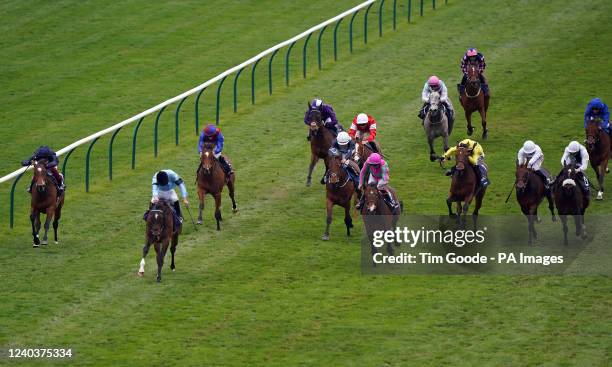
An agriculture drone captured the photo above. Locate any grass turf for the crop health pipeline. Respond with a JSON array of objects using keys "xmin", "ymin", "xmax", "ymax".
[{"xmin": 1, "ymin": 0, "xmax": 611, "ymax": 365}]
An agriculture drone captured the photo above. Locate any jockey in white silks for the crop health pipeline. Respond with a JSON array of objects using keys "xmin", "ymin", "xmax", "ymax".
[{"xmin": 517, "ymin": 140, "xmax": 553, "ymax": 188}]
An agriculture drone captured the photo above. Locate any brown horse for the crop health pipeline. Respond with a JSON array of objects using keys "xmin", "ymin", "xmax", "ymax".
[
  {"xmin": 196, "ymin": 144, "xmax": 237, "ymax": 230},
  {"xmin": 460, "ymin": 64, "xmax": 489, "ymax": 139},
  {"xmin": 306, "ymin": 105, "xmax": 334, "ymax": 186},
  {"xmin": 29, "ymin": 160, "xmax": 64, "ymax": 248},
  {"xmin": 361, "ymin": 183, "xmax": 401, "ymax": 261},
  {"xmin": 553, "ymin": 163, "xmax": 589, "ymax": 245},
  {"xmin": 585, "ymin": 119, "xmax": 611, "ymax": 200},
  {"xmin": 138, "ymin": 201, "xmax": 180, "ymax": 282},
  {"xmin": 322, "ymin": 155, "xmax": 356, "ymax": 240},
  {"xmin": 354, "ymin": 140, "xmax": 378, "ymax": 168},
  {"xmin": 446, "ymin": 146, "xmax": 486, "ymax": 226},
  {"xmin": 514, "ymin": 163, "xmax": 556, "ymax": 245}
]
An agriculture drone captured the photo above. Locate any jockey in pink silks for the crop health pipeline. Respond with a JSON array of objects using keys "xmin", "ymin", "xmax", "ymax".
[{"xmin": 356, "ymin": 153, "xmax": 399, "ymax": 210}]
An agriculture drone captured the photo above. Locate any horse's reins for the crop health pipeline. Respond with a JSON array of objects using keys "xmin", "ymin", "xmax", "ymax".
[{"xmin": 149, "ymin": 209, "xmax": 165, "ymax": 239}]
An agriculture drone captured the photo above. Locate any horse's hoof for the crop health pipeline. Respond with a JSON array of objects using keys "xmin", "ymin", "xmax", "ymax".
[
  {"xmin": 596, "ymin": 191, "xmax": 603, "ymax": 200},
  {"xmin": 172, "ymin": 268, "xmax": 175, "ymax": 272},
  {"xmin": 551, "ymin": 216, "xmax": 557, "ymax": 222},
  {"xmin": 233, "ymin": 207, "xmax": 238, "ymax": 213},
  {"xmin": 32, "ymin": 243, "xmax": 40, "ymax": 248},
  {"xmin": 306, "ymin": 180, "xmax": 312, "ymax": 187},
  {"xmin": 482, "ymin": 129, "xmax": 488, "ymax": 140},
  {"xmin": 197, "ymin": 220, "xmax": 203, "ymax": 225},
  {"xmin": 54, "ymin": 241, "xmax": 59, "ymax": 245},
  {"xmin": 449, "ymin": 213, "xmax": 457, "ymax": 219},
  {"xmin": 536, "ymin": 216, "xmax": 541, "ymax": 223},
  {"xmin": 429, "ymin": 155, "xmax": 436, "ymax": 162},
  {"xmin": 156, "ymin": 278, "xmax": 161, "ymax": 283},
  {"xmin": 138, "ymin": 271, "xmax": 144, "ymax": 277},
  {"xmin": 41, "ymin": 240, "xmax": 48, "ymax": 246},
  {"xmin": 467, "ymin": 127, "xmax": 474, "ymax": 136},
  {"xmin": 322, "ymin": 234, "xmax": 329, "ymax": 241}
]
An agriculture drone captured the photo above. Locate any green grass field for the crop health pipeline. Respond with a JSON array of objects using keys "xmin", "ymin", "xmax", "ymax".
[{"xmin": 1, "ymin": 0, "xmax": 611, "ymax": 365}]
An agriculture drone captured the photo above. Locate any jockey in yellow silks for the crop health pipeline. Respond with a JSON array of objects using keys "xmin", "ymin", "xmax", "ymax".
[{"xmin": 442, "ymin": 138, "xmax": 490, "ymax": 187}]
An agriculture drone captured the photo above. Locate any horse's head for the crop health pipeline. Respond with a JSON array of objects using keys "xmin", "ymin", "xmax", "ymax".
[
  {"xmin": 327, "ymin": 153, "xmax": 344, "ymax": 185},
  {"xmin": 147, "ymin": 204, "xmax": 166, "ymax": 241},
  {"xmin": 200, "ymin": 145, "xmax": 217, "ymax": 174},
  {"xmin": 558, "ymin": 163, "xmax": 579, "ymax": 196},
  {"xmin": 306, "ymin": 102, "xmax": 323, "ymax": 133},
  {"xmin": 428, "ymin": 91, "xmax": 442, "ymax": 121},
  {"xmin": 454, "ymin": 145, "xmax": 469, "ymax": 173},
  {"xmin": 32, "ymin": 160, "xmax": 49, "ymax": 193},
  {"xmin": 586, "ymin": 118, "xmax": 602, "ymax": 149},
  {"xmin": 515, "ymin": 162, "xmax": 531, "ymax": 192},
  {"xmin": 364, "ymin": 184, "xmax": 382, "ymax": 213},
  {"xmin": 467, "ymin": 63, "xmax": 480, "ymax": 81}
]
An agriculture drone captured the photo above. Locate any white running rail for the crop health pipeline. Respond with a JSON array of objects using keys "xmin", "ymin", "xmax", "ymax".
[{"xmin": 0, "ymin": 0, "xmax": 376, "ymax": 184}]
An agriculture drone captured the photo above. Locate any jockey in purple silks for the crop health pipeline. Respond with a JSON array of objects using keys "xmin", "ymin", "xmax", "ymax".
[
  {"xmin": 198, "ymin": 124, "xmax": 233, "ymax": 177},
  {"xmin": 584, "ymin": 98, "xmax": 610, "ymax": 135},
  {"xmin": 355, "ymin": 153, "xmax": 398, "ymax": 210},
  {"xmin": 22, "ymin": 145, "xmax": 64, "ymax": 195},
  {"xmin": 458, "ymin": 48, "xmax": 489, "ymax": 96},
  {"xmin": 304, "ymin": 98, "xmax": 343, "ymax": 140}
]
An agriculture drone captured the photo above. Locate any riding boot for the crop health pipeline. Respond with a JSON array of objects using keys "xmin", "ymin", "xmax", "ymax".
[
  {"xmin": 482, "ymin": 84, "xmax": 490, "ymax": 96},
  {"xmin": 173, "ymin": 200, "xmax": 183, "ymax": 224},
  {"xmin": 219, "ymin": 156, "xmax": 233, "ymax": 177},
  {"xmin": 355, "ymin": 194, "xmax": 365, "ymax": 210},
  {"xmin": 306, "ymin": 134, "xmax": 311, "ymax": 141},
  {"xmin": 478, "ymin": 164, "xmax": 490, "ymax": 187},
  {"xmin": 418, "ymin": 103, "xmax": 428, "ymax": 120},
  {"xmin": 385, "ymin": 191, "xmax": 399, "ymax": 210},
  {"xmin": 537, "ymin": 169, "xmax": 552, "ymax": 191},
  {"xmin": 320, "ymin": 173, "xmax": 327, "ymax": 185},
  {"xmin": 578, "ymin": 173, "xmax": 590, "ymax": 207}
]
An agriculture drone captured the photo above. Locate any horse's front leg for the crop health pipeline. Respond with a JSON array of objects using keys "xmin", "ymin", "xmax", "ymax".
[
  {"xmin": 446, "ymin": 197, "xmax": 456, "ymax": 218},
  {"xmin": 465, "ymin": 110, "xmax": 474, "ymax": 136},
  {"xmin": 139, "ymin": 240, "xmax": 151, "ymax": 276},
  {"xmin": 344, "ymin": 203, "xmax": 353, "ymax": 237},
  {"xmin": 197, "ymin": 188, "xmax": 205, "ymax": 225},
  {"xmin": 30, "ymin": 211, "xmax": 40, "ymax": 247},
  {"xmin": 322, "ymin": 199, "xmax": 333, "ymax": 241},
  {"xmin": 559, "ymin": 215, "xmax": 568, "ymax": 245},
  {"xmin": 170, "ymin": 234, "xmax": 178, "ymax": 271},
  {"xmin": 428, "ymin": 135, "xmax": 437, "ymax": 162},
  {"xmin": 442, "ymin": 132, "xmax": 449, "ymax": 154},
  {"xmin": 41, "ymin": 209, "xmax": 53, "ymax": 245},
  {"xmin": 595, "ymin": 164, "xmax": 604, "ymax": 200},
  {"xmin": 156, "ymin": 242, "xmax": 167, "ymax": 283},
  {"xmin": 227, "ymin": 176, "xmax": 238, "ymax": 212},
  {"xmin": 306, "ymin": 154, "xmax": 318, "ymax": 187},
  {"xmin": 480, "ymin": 105, "xmax": 488, "ymax": 139},
  {"xmin": 545, "ymin": 190, "xmax": 556, "ymax": 222},
  {"xmin": 213, "ymin": 193, "xmax": 222, "ymax": 231}
]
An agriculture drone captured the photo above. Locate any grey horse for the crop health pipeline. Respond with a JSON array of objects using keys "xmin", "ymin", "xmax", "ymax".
[{"xmin": 423, "ymin": 91, "xmax": 450, "ymax": 162}]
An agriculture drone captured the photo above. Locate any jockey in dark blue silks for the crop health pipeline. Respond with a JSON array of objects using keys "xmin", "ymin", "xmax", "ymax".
[
  {"xmin": 324, "ymin": 132, "xmax": 361, "ymax": 187},
  {"xmin": 560, "ymin": 141, "xmax": 590, "ymax": 208},
  {"xmin": 22, "ymin": 145, "xmax": 64, "ymax": 194},
  {"xmin": 458, "ymin": 48, "xmax": 489, "ymax": 96},
  {"xmin": 304, "ymin": 98, "xmax": 343, "ymax": 140},
  {"xmin": 584, "ymin": 98, "xmax": 610, "ymax": 135},
  {"xmin": 198, "ymin": 124, "xmax": 233, "ymax": 177}
]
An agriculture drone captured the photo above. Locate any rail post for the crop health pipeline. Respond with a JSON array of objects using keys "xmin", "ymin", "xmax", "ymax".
[
  {"xmin": 317, "ymin": 26, "xmax": 328, "ymax": 70},
  {"xmin": 153, "ymin": 106, "xmax": 167, "ymax": 157},
  {"xmin": 131, "ymin": 117, "xmax": 145, "ymax": 169},
  {"xmin": 333, "ymin": 19, "xmax": 343, "ymax": 61},
  {"xmin": 9, "ymin": 172, "xmax": 25, "ymax": 228},
  {"xmin": 302, "ymin": 33, "xmax": 314, "ymax": 78},
  {"xmin": 285, "ymin": 41, "xmax": 297, "ymax": 86},
  {"xmin": 378, "ymin": 0, "xmax": 386, "ymax": 37},
  {"xmin": 85, "ymin": 137, "xmax": 100, "ymax": 192},
  {"xmin": 194, "ymin": 88, "xmax": 206, "ymax": 135},
  {"xmin": 364, "ymin": 3, "xmax": 375, "ymax": 44},
  {"xmin": 349, "ymin": 10, "xmax": 360, "ymax": 53},
  {"xmin": 232, "ymin": 68, "xmax": 244, "ymax": 113},
  {"xmin": 251, "ymin": 58, "xmax": 262, "ymax": 104},
  {"xmin": 174, "ymin": 97, "xmax": 187, "ymax": 146},
  {"xmin": 215, "ymin": 76, "xmax": 228, "ymax": 125},
  {"xmin": 108, "ymin": 127, "xmax": 123, "ymax": 180},
  {"xmin": 268, "ymin": 49, "xmax": 280, "ymax": 94}
]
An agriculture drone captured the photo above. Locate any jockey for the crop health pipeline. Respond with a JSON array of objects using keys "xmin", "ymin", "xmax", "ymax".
[
  {"xmin": 151, "ymin": 169, "xmax": 189, "ymax": 222},
  {"xmin": 458, "ymin": 48, "xmax": 489, "ymax": 96},
  {"xmin": 442, "ymin": 138, "xmax": 490, "ymax": 187},
  {"xmin": 560, "ymin": 141, "xmax": 590, "ymax": 206},
  {"xmin": 326, "ymin": 131, "xmax": 360, "ymax": 186},
  {"xmin": 583, "ymin": 98, "xmax": 610, "ymax": 135},
  {"xmin": 304, "ymin": 98, "xmax": 342, "ymax": 140},
  {"xmin": 517, "ymin": 140, "xmax": 553, "ymax": 188},
  {"xmin": 419, "ymin": 75, "xmax": 454, "ymax": 123},
  {"xmin": 198, "ymin": 124, "xmax": 233, "ymax": 177},
  {"xmin": 349, "ymin": 113, "xmax": 379, "ymax": 153},
  {"xmin": 355, "ymin": 153, "xmax": 398, "ymax": 210},
  {"xmin": 22, "ymin": 145, "xmax": 64, "ymax": 194}
]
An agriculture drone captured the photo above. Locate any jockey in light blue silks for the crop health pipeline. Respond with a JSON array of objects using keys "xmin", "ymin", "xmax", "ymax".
[
  {"xmin": 151, "ymin": 169, "xmax": 189, "ymax": 222},
  {"xmin": 198, "ymin": 124, "xmax": 233, "ymax": 177},
  {"xmin": 584, "ymin": 98, "xmax": 610, "ymax": 135},
  {"xmin": 325, "ymin": 131, "xmax": 361, "ymax": 186}
]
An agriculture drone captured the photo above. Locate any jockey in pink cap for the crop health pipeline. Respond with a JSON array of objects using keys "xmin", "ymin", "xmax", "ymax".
[
  {"xmin": 458, "ymin": 47, "xmax": 489, "ymax": 96},
  {"xmin": 418, "ymin": 75, "xmax": 455, "ymax": 126},
  {"xmin": 355, "ymin": 153, "xmax": 398, "ymax": 210}
]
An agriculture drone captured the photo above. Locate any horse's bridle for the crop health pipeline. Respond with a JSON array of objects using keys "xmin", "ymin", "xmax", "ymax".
[
  {"xmin": 465, "ymin": 65, "xmax": 482, "ymax": 98},
  {"xmin": 328, "ymin": 158, "xmax": 351, "ymax": 188},
  {"xmin": 516, "ymin": 167, "xmax": 532, "ymax": 192},
  {"xmin": 149, "ymin": 209, "xmax": 165, "ymax": 240},
  {"xmin": 200, "ymin": 150, "xmax": 218, "ymax": 175}
]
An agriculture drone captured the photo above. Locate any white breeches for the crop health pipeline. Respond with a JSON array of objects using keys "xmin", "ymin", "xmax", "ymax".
[{"xmin": 157, "ymin": 190, "xmax": 178, "ymax": 203}]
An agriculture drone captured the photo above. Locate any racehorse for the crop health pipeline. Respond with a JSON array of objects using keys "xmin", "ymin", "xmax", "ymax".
[
  {"xmin": 460, "ymin": 63, "xmax": 489, "ymax": 139},
  {"xmin": 138, "ymin": 201, "xmax": 180, "ymax": 282},
  {"xmin": 585, "ymin": 118, "xmax": 611, "ymax": 200},
  {"xmin": 196, "ymin": 144, "xmax": 237, "ymax": 231},
  {"xmin": 354, "ymin": 140, "xmax": 376, "ymax": 168},
  {"xmin": 514, "ymin": 163, "xmax": 556, "ymax": 245},
  {"xmin": 306, "ymin": 104, "xmax": 334, "ymax": 186},
  {"xmin": 361, "ymin": 183, "xmax": 401, "ymax": 262},
  {"xmin": 553, "ymin": 163, "xmax": 588, "ymax": 245},
  {"xmin": 29, "ymin": 160, "xmax": 64, "ymax": 248},
  {"xmin": 446, "ymin": 146, "xmax": 486, "ymax": 226},
  {"xmin": 423, "ymin": 91, "xmax": 450, "ymax": 162},
  {"xmin": 322, "ymin": 154, "xmax": 356, "ymax": 241}
]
